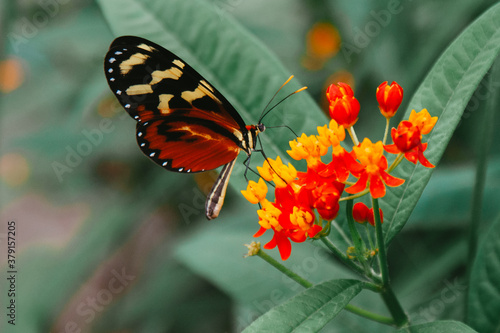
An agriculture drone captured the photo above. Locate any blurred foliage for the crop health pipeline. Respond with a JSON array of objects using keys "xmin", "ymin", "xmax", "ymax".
[{"xmin": 1, "ymin": 0, "xmax": 499, "ymax": 332}]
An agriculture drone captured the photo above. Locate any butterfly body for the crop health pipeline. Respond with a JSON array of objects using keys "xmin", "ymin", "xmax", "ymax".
[{"xmin": 105, "ymin": 36, "xmax": 263, "ymax": 219}]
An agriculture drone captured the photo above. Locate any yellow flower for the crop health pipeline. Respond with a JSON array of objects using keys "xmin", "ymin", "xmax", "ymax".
[
  {"xmin": 317, "ymin": 119, "xmax": 345, "ymax": 148},
  {"xmin": 257, "ymin": 199, "xmax": 282, "ymax": 231},
  {"xmin": 257, "ymin": 156, "xmax": 297, "ymax": 188},
  {"xmin": 241, "ymin": 178, "xmax": 268, "ymax": 204},
  {"xmin": 289, "ymin": 206, "xmax": 315, "ymax": 231},
  {"xmin": 287, "ymin": 133, "xmax": 327, "ymax": 167},
  {"xmin": 408, "ymin": 109, "xmax": 438, "ymax": 135}
]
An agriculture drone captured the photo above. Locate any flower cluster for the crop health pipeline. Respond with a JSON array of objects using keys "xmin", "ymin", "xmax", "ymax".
[{"xmin": 242, "ymin": 81, "xmax": 438, "ymax": 260}]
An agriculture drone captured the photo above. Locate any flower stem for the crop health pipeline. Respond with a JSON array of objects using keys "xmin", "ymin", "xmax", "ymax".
[
  {"xmin": 387, "ymin": 153, "xmax": 404, "ymax": 173},
  {"xmin": 372, "ymin": 198, "xmax": 388, "ymax": 284},
  {"xmin": 347, "ymin": 126, "xmax": 360, "ymax": 146},
  {"xmin": 345, "ymin": 304, "xmax": 396, "ymax": 326},
  {"xmin": 372, "ymin": 197, "xmax": 409, "ymax": 327},
  {"xmin": 339, "ymin": 189, "xmax": 369, "ymax": 201},
  {"xmin": 380, "ymin": 285, "xmax": 409, "ymax": 327},
  {"xmin": 382, "ymin": 117, "xmax": 390, "ymax": 145},
  {"xmin": 256, "ymin": 250, "xmax": 313, "ymax": 288}
]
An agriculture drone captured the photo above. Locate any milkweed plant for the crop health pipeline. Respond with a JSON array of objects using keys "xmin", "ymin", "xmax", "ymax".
[{"xmin": 241, "ymin": 80, "xmax": 425, "ymax": 328}]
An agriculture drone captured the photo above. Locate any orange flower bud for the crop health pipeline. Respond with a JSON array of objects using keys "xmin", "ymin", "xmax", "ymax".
[
  {"xmin": 376, "ymin": 81, "xmax": 403, "ymax": 118},
  {"xmin": 326, "ymin": 82, "xmax": 360, "ymax": 127}
]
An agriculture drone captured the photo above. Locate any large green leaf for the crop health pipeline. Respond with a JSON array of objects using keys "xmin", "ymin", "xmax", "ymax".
[
  {"xmin": 242, "ymin": 279, "xmax": 364, "ymax": 333},
  {"xmin": 394, "ymin": 320, "xmax": 478, "ymax": 333},
  {"xmin": 382, "ymin": 3, "xmax": 500, "ymax": 244},
  {"xmin": 467, "ymin": 212, "xmax": 500, "ymax": 332}
]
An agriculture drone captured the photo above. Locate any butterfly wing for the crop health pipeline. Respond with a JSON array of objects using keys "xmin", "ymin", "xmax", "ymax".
[{"xmin": 104, "ymin": 36, "xmax": 247, "ymax": 173}]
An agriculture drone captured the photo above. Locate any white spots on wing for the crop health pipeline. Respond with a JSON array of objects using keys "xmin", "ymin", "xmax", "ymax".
[
  {"xmin": 162, "ymin": 161, "xmax": 168, "ymax": 167},
  {"xmin": 178, "ymin": 168, "xmax": 183, "ymax": 172},
  {"xmin": 124, "ymin": 104, "xmax": 131, "ymax": 109},
  {"xmin": 108, "ymin": 68, "xmax": 113, "ymax": 73},
  {"xmin": 158, "ymin": 94, "xmax": 175, "ymax": 113},
  {"xmin": 116, "ymin": 90, "xmax": 122, "ymax": 95},
  {"xmin": 186, "ymin": 169, "xmax": 191, "ymax": 173},
  {"xmin": 114, "ymin": 51, "xmax": 123, "ymax": 55},
  {"xmin": 126, "ymin": 84, "xmax": 153, "ymax": 95},
  {"xmin": 109, "ymin": 78, "xmax": 115, "ymax": 82},
  {"xmin": 119, "ymin": 52, "xmax": 150, "ymax": 75},
  {"xmin": 109, "ymin": 57, "xmax": 116, "ymax": 63},
  {"xmin": 140, "ymin": 143, "xmax": 145, "ymax": 147},
  {"xmin": 138, "ymin": 132, "xmax": 143, "ymax": 137},
  {"xmin": 149, "ymin": 152, "xmax": 155, "ymax": 157}
]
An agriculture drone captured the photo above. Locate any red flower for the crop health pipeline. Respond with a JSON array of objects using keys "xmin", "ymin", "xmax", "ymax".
[
  {"xmin": 385, "ymin": 121, "xmax": 421, "ymax": 153},
  {"xmin": 384, "ymin": 120, "xmax": 435, "ymax": 168},
  {"xmin": 376, "ymin": 81, "xmax": 403, "ymax": 118},
  {"xmin": 326, "ymin": 82, "xmax": 360, "ymax": 127}
]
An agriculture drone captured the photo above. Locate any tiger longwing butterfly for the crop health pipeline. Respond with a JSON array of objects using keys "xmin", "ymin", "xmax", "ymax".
[{"xmin": 104, "ymin": 36, "xmax": 267, "ymax": 219}]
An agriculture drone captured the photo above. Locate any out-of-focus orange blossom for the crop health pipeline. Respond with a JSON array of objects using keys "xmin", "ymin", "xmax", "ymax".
[
  {"xmin": 0, "ymin": 153, "xmax": 30, "ymax": 186},
  {"xmin": 303, "ymin": 22, "xmax": 341, "ymax": 70},
  {"xmin": 0, "ymin": 58, "xmax": 24, "ymax": 93}
]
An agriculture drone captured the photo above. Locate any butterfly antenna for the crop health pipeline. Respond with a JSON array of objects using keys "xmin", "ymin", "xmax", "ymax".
[
  {"xmin": 265, "ymin": 124, "xmax": 299, "ymax": 138},
  {"xmin": 259, "ymin": 85, "xmax": 307, "ymax": 124},
  {"xmin": 258, "ymin": 75, "xmax": 294, "ymax": 122}
]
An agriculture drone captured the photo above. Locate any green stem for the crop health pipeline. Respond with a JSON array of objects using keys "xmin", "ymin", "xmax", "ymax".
[
  {"xmin": 372, "ymin": 198, "xmax": 389, "ymax": 284},
  {"xmin": 257, "ymin": 250, "xmax": 313, "ymax": 288},
  {"xmin": 387, "ymin": 153, "xmax": 404, "ymax": 173},
  {"xmin": 380, "ymin": 285, "xmax": 409, "ymax": 327},
  {"xmin": 339, "ymin": 189, "xmax": 369, "ymax": 201},
  {"xmin": 372, "ymin": 197, "xmax": 409, "ymax": 327},
  {"xmin": 345, "ymin": 304, "xmax": 395, "ymax": 326}
]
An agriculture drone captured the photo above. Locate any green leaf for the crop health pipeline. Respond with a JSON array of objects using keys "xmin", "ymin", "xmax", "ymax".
[
  {"xmin": 382, "ymin": 3, "xmax": 500, "ymax": 244},
  {"xmin": 242, "ymin": 279, "xmax": 364, "ymax": 333},
  {"xmin": 97, "ymin": 0, "xmax": 325, "ymax": 191},
  {"xmin": 467, "ymin": 212, "xmax": 500, "ymax": 332},
  {"xmin": 394, "ymin": 320, "xmax": 478, "ymax": 333}
]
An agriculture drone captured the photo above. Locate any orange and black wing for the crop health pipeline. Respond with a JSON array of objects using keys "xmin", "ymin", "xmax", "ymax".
[{"xmin": 104, "ymin": 36, "xmax": 246, "ymax": 173}]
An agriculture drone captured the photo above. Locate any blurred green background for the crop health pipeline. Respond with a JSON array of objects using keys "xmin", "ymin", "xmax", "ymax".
[{"xmin": 1, "ymin": 0, "xmax": 499, "ymax": 332}]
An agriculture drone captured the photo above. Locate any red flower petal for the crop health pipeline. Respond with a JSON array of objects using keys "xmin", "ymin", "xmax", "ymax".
[
  {"xmin": 275, "ymin": 232, "xmax": 292, "ymax": 260},
  {"xmin": 345, "ymin": 172, "xmax": 368, "ymax": 194},
  {"xmin": 369, "ymin": 174, "xmax": 386, "ymax": 198},
  {"xmin": 254, "ymin": 226, "xmax": 268, "ymax": 238},
  {"xmin": 380, "ymin": 170, "xmax": 405, "ymax": 187}
]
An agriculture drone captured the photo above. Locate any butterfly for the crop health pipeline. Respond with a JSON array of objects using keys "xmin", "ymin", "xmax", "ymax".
[{"xmin": 104, "ymin": 36, "xmax": 268, "ymax": 220}]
